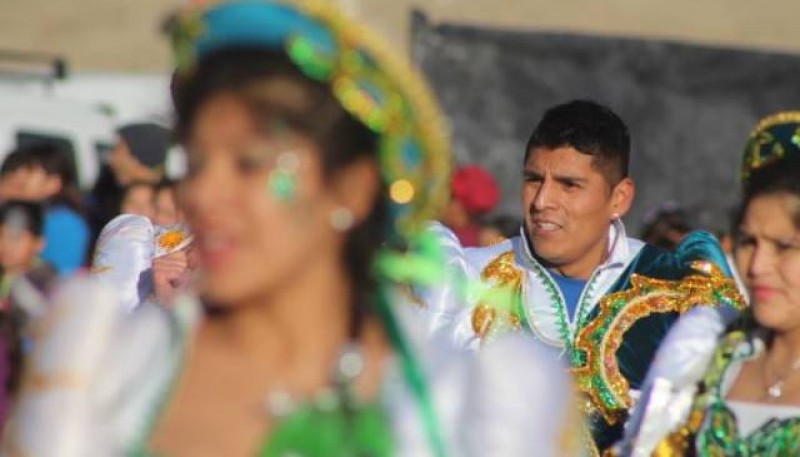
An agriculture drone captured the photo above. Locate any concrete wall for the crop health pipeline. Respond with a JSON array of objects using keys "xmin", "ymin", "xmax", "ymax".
[{"xmin": 1, "ymin": 0, "xmax": 799, "ymax": 71}]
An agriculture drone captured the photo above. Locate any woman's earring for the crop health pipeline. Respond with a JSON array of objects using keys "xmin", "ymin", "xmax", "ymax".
[
  {"xmin": 268, "ymin": 151, "xmax": 300, "ymax": 202},
  {"xmin": 330, "ymin": 207, "xmax": 355, "ymax": 232}
]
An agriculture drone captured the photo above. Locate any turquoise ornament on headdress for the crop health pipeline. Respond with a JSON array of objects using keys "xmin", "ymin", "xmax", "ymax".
[
  {"xmin": 741, "ymin": 111, "xmax": 800, "ymax": 183},
  {"xmin": 173, "ymin": 0, "xmax": 451, "ymax": 242}
]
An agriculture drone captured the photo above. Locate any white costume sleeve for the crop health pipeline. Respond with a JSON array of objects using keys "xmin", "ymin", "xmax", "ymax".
[
  {"xmin": 1, "ymin": 278, "xmax": 185, "ymax": 457},
  {"xmin": 414, "ymin": 222, "xmax": 481, "ymax": 350},
  {"xmin": 612, "ymin": 306, "xmax": 731, "ymax": 456},
  {"xmin": 460, "ymin": 333, "xmax": 581, "ymax": 456},
  {"xmin": 386, "ymin": 304, "xmax": 581, "ymax": 457},
  {"xmin": 91, "ymin": 214, "xmax": 156, "ymax": 312},
  {"xmin": 2, "ymin": 278, "xmax": 120, "ymax": 457}
]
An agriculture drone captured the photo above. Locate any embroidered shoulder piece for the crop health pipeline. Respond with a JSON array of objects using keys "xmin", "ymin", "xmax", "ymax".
[
  {"xmin": 572, "ymin": 261, "xmax": 746, "ymax": 425},
  {"xmin": 471, "ymin": 250, "xmax": 524, "ymax": 340}
]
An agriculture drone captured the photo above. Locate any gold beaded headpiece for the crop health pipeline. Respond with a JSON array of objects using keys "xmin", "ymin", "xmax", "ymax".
[
  {"xmin": 742, "ymin": 111, "xmax": 800, "ymax": 183},
  {"xmin": 172, "ymin": 0, "xmax": 451, "ymax": 240}
]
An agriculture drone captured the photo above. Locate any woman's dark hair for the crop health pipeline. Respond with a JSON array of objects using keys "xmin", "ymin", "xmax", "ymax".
[
  {"xmin": 735, "ymin": 158, "xmax": 800, "ymax": 232},
  {"xmin": 174, "ymin": 48, "xmax": 385, "ymax": 338},
  {"xmin": 2, "ymin": 144, "xmax": 84, "ymax": 213}
]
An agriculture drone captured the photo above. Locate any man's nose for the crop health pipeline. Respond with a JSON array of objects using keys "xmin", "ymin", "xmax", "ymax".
[{"xmin": 533, "ymin": 179, "xmax": 556, "ymax": 211}]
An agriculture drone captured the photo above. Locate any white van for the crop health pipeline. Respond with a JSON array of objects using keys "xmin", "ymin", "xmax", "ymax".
[{"xmin": 0, "ymin": 89, "xmax": 116, "ymax": 190}]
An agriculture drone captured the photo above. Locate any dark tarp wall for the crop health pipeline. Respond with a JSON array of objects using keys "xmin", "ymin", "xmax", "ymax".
[{"xmin": 411, "ymin": 11, "xmax": 800, "ymax": 236}]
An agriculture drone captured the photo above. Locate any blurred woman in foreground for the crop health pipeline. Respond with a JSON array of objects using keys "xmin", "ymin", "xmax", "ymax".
[{"xmin": 2, "ymin": 1, "xmax": 577, "ymax": 456}]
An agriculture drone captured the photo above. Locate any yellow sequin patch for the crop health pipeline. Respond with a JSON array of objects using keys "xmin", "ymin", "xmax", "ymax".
[
  {"xmin": 471, "ymin": 250, "xmax": 524, "ymax": 339},
  {"xmin": 158, "ymin": 230, "xmax": 187, "ymax": 251}
]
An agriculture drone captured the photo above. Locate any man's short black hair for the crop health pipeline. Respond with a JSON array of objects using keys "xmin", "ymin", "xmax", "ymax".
[{"xmin": 524, "ymin": 100, "xmax": 630, "ymax": 184}]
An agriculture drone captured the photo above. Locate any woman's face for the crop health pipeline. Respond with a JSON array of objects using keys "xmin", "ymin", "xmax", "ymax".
[
  {"xmin": 181, "ymin": 93, "xmax": 342, "ymax": 306},
  {"xmin": 735, "ymin": 193, "xmax": 800, "ymax": 332}
]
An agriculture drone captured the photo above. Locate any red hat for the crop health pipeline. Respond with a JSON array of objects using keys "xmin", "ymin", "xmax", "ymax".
[{"xmin": 451, "ymin": 165, "xmax": 500, "ymax": 216}]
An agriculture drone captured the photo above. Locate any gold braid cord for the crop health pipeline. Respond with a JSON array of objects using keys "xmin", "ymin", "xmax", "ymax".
[
  {"xmin": 747, "ymin": 111, "xmax": 800, "ymax": 139},
  {"xmin": 572, "ymin": 261, "xmax": 746, "ymax": 425},
  {"xmin": 742, "ymin": 110, "xmax": 800, "ymax": 180}
]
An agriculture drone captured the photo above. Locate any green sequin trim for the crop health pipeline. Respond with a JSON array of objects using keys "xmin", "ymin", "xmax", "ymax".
[
  {"xmin": 260, "ymin": 400, "xmax": 393, "ymax": 457},
  {"xmin": 268, "ymin": 169, "xmax": 298, "ymax": 202},
  {"xmin": 688, "ymin": 331, "xmax": 800, "ymax": 456},
  {"xmin": 528, "ymin": 262, "xmax": 600, "ymax": 367}
]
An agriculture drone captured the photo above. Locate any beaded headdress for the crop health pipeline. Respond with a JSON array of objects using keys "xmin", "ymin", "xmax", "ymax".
[
  {"xmin": 172, "ymin": 0, "xmax": 451, "ymax": 241},
  {"xmin": 741, "ymin": 111, "xmax": 800, "ymax": 183}
]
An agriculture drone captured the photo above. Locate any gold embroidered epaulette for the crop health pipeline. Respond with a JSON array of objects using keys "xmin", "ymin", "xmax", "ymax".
[
  {"xmin": 471, "ymin": 250, "xmax": 525, "ymax": 340},
  {"xmin": 572, "ymin": 261, "xmax": 746, "ymax": 425}
]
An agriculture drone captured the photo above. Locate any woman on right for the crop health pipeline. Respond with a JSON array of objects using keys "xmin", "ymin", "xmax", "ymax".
[
  {"xmin": 612, "ymin": 155, "xmax": 800, "ymax": 456},
  {"xmin": 2, "ymin": 2, "xmax": 580, "ymax": 456}
]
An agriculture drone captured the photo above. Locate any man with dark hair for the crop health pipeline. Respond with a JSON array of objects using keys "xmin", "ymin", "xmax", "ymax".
[
  {"xmin": 521, "ymin": 100, "xmax": 635, "ymax": 282},
  {"xmin": 425, "ymin": 100, "xmax": 742, "ymax": 452}
]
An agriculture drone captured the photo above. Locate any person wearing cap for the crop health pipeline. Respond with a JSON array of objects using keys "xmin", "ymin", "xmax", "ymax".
[
  {"xmin": 441, "ymin": 165, "xmax": 500, "ymax": 247},
  {"xmin": 89, "ymin": 122, "xmax": 171, "ymax": 239},
  {"xmin": 422, "ymin": 99, "xmax": 743, "ymax": 453}
]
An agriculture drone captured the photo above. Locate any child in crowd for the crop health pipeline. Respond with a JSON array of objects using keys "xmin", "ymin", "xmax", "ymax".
[
  {"xmin": 90, "ymin": 122, "xmax": 171, "ymax": 238},
  {"xmin": 0, "ymin": 201, "xmax": 55, "ymax": 302},
  {"xmin": 0, "ymin": 145, "xmax": 89, "ymax": 275},
  {"xmin": 0, "ymin": 201, "xmax": 57, "ymax": 426},
  {"xmin": 120, "ymin": 181, "xmax": 156, "ymax": 219},
  {"xmin": 153, "ymin": 179, "xmax": 183, "ymax": 226}
]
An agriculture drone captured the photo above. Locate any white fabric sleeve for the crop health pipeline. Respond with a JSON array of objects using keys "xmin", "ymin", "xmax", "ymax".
[
  {"xmin": 91, "ymin": 214, "xmax": 156, "ymax": 312},
  {"xmin": 460, "ymin": 333, "xmax": 581, "ymax": 457},
  {"xmin": 414, "ymin": 221, "xmax": 481, "ymax": 350},
  {"xmin": 614, "ymin": 306, "xmax": 729, "ymax": 456}
]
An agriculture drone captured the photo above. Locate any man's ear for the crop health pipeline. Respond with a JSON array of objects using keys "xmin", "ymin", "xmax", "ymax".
[
  {"xmin": 329, "ymin": 158, "xmax": 381, "ymax": 224},
  {"xmin": 610, "ymin": 177, "xmax": 635, "ymax": 219}
]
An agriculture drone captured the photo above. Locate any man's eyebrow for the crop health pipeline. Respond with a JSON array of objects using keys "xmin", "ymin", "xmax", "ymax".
[
  {"xmin": 553, "ymin": 174, "xmax": 588, "ymax": 184},
  {"xmin": 522, "ymin": 169, "xmax": 588, "ymax": 184}
]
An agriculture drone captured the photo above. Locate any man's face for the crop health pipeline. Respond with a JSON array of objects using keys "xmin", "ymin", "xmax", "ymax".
[{"xmin": 521, "ymin": 146, "xmax": 633, "ymax": 279}]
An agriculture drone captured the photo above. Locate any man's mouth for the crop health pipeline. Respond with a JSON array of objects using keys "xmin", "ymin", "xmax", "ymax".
[{"xmin": 530, "ymin": 219, "xmax": 562, "ymax": 234}]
